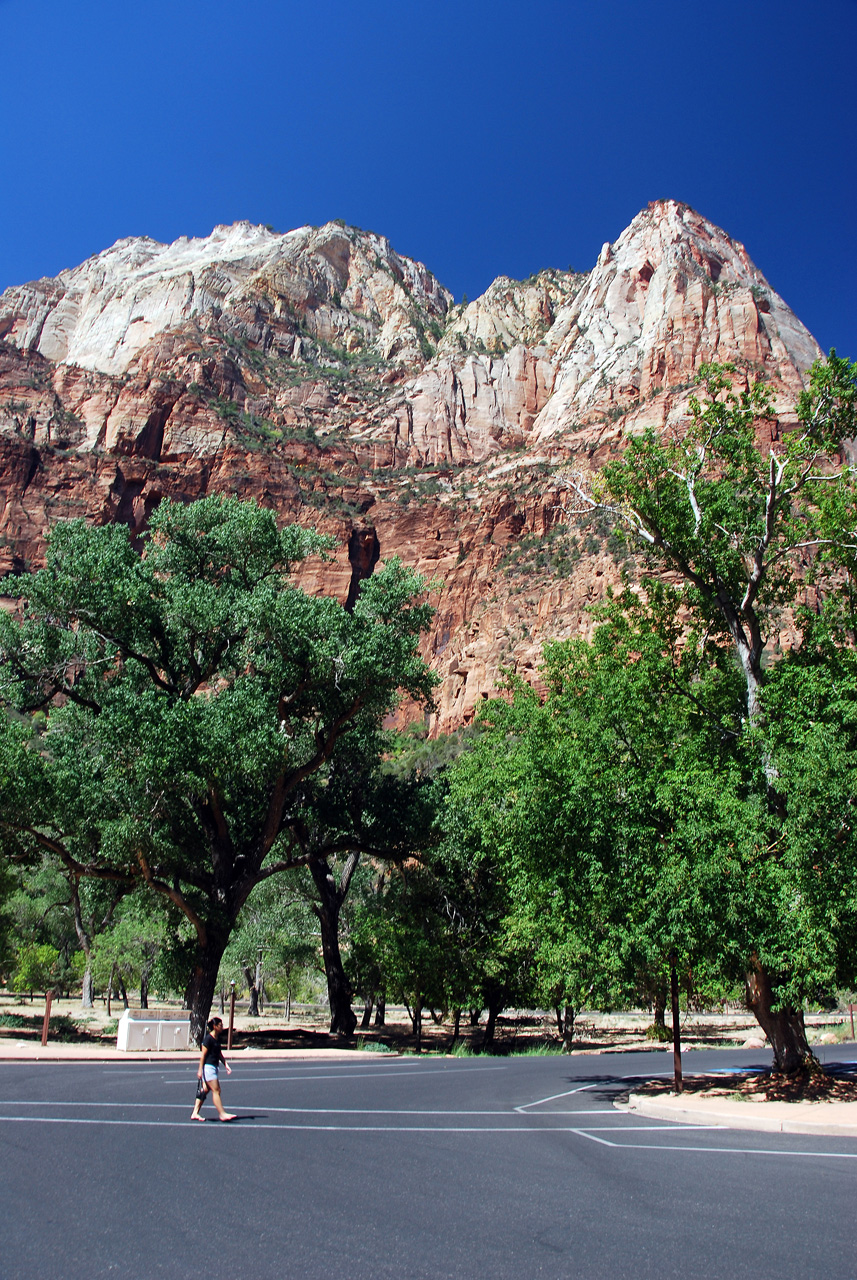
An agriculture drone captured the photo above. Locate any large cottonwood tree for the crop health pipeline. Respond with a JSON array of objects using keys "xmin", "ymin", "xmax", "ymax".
[
  {"xmin": 0, "ymin": 495, "xmax": 435, "ymax": 1041},
  {"xmin": 558, "ymin": 354, "xmax": 857, "ymax": 1069}
]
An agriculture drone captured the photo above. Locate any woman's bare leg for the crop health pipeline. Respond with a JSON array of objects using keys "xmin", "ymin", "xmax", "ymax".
[{"xmin": 207, "ymin": 1079, "xmax": 235, "ymax": 1121}]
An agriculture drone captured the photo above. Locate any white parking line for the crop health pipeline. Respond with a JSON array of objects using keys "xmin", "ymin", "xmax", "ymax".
[
  {"xmin": 0, "ymin": 1115, "xmax": 719, "ymax": 1134},
  {"xmin": 0, "ymin": 1100, "xmax": 619, "ymax": 1116},
  {"xmin": 516, "ymin": 1083, "xmax": 599, "ymax": 1112},
  {"xmin": 571, "ymin": 1129, "xmax": 857, "ymax": 1159},
  {"xmin": 161, "ymin": 1066, "xmax": 506, "ymax": 1084},
  {"xmin": 1, "ymin": 1108, "xmax": 854, "ymax": 1160},
  {"xmin": 0, "ymin": 1114, "xmax": 854, "ymax": 1162}
]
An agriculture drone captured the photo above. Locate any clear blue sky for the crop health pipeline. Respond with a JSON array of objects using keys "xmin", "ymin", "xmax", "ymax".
[{"xmin": 1, "ymin": 0, "xmax": 854, "ymax": 355}]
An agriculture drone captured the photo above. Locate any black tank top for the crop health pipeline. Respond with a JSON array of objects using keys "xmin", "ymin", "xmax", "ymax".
[{"xmin": 202, "ymin": 1032, "xmax": 224, "ymax": 1065}]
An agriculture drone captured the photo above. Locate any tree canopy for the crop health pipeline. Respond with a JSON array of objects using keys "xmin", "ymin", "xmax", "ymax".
[{"xmin": 0, "ymin": 495, "xmax": 436, "ymax": 1039}]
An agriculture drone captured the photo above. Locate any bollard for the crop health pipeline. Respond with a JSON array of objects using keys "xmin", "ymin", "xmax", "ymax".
[{"xmin": 41, "ymin": 990, "xmax": 53, "ymax": 1047}]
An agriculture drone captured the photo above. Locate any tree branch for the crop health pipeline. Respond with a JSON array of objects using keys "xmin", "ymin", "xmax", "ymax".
[{"xmin": 135, "ymin": 849, "xmax": 208, "ymax": 946}]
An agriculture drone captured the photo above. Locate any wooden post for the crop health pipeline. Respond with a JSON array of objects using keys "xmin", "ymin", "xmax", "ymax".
[
  {"xmin": 670, "ymin": 959, "xmax": 683, "ymax": 1094},
  {"xmin": 41, "ymin": 991, "xmax": 53, "ymax": 1047},
  {"xmin": 850, "ymin": 1003, "xmax": 855, "ymax": 1041},
  {"xmin": 227, "ymin": 981, "xmax": 236, "ymax": 1050}
]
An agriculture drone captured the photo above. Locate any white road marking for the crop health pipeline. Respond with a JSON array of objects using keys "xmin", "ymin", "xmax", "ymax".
[
  {"xmin": 516, "ymin": 1083, "xmax": 599, "ymax": 1111},
  {"xmin": 570, "ymin": 1129, "xmax": 857, "ymax": 1159},
  {"xmin": 0, "ymin": 1116, "xmax": 722, "ymax": 1134},
  {"xmin": 0, "ymin": 1114, "xmax": 854, "ymax": 1161},
  {"xmin": 161, "ymin": 1066, "xmax": 506, "ymax": 1084},
  {"xmin": 0, "ymin": 1100, "xmax": 618, "ymax": 1116},
  {"xmin": 0, "ymin": 1116, "xmax": 650, "ymax": 1132}
]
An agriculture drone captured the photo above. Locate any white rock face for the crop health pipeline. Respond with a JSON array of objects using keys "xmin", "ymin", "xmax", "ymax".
[
  {"xmin": 365, "ymin": 202, "xmax": 821, "ymax": 465},
  {"xmin": 0, "ymin": 221, "xmax": 451, "ymax": 376},
  {"xmin": 374, "ymin": 347, "xmax": 557, "ymax": 464},
  {"xmin": 438, "ymin": 270, "xmax": 584, "ymax": 356},
  {"xmin": 0, "ymin": 201, "xmax": 822, "ymax": 468},
  {"xmin": 530, "ymin": 202, "xmax": 821, "ymax": 442}
]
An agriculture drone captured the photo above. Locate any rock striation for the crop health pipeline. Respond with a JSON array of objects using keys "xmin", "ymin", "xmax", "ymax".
[{"xmin": 0, "ymin": 201, "xmax": 823, "ymax": 730}]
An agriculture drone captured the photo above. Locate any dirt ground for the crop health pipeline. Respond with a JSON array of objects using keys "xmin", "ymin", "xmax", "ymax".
[
  {"xmin": 635, "ymin": 1069, "xmax": 857, "ymax": 1104},
  {"xmin": 1, "ymin": 991, "xmax": 853, "ymax": 1058}
]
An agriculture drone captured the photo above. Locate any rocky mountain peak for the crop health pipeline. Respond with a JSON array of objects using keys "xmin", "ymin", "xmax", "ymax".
[
  {"xmin": 0, "ymin": 219, "xmax": 452, "ymax": 377},
  {"xmin": 0, "ymin": 202, "xmax": 825, "ymax": 730}
]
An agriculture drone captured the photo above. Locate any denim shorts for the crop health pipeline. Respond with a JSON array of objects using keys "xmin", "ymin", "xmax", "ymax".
[{"xmin": 202, "ymin": 1065, "xmax": 219, "ymax": 1083}]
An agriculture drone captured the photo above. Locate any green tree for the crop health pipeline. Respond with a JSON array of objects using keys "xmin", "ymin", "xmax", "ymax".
[
  {"xmin": 559, "ymin": 354, "xmax": 857, "ymax": 1069},
  {"xmin": 217, "ymin": 875, "xmax": 319, "ymax": 1017},
  {"xmin": 0, "ymin": 495, "xmax": 435, "ymax": 1041},
  {"xmin": 90, "ymin": 895, "xmax": 166, "ymax": 1008},
  {"xmin": 447, "ymin": 626, "xmax": 734, "ymax": 1049},
  {"xmin": 351, "ymin": 862, "xmax": 451, "ymax": 1051},
  {"xmin": 10, "ymin": 942, "xmax": 62, "ymax": 996},
  {"xmin": 4, "ymin": 856, "xmax": 85, "ymax": 997}
]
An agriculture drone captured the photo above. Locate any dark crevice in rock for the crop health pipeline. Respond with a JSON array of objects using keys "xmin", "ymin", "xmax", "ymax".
[{"xmin": 345, "ymin": 526, "xmax": 380, "ymax": 612}]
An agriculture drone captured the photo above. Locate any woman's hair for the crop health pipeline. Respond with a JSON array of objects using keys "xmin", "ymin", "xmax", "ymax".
[{"xmin": 207, "ymin": 1017, "xmax": 223, "ymax": 1031}]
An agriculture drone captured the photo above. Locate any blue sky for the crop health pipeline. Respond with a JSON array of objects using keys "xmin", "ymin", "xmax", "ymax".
[{"xmin": 0, "ymin": 0, "xmax": 854, "ymax": 355}]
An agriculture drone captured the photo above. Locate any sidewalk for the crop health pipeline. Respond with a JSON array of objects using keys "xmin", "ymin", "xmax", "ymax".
[{"xmin": 624, "ymin": 1091, "xmax": 857, "ymax": 1137}]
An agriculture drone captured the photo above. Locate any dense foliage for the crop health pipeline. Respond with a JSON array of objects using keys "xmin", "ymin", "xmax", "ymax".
[
  {"xmin": 2, "ymin": 356, "xmax": 857, "ymax": 1072},
  {"xmin": 0, "ymin": 495, "xmax": 436, "ymax": 1039}
]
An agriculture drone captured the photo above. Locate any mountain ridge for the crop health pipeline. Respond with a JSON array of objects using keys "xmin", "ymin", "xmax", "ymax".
[{"xmin": 0, "ymin": 200, "xmax": 824, "ymax": 730}]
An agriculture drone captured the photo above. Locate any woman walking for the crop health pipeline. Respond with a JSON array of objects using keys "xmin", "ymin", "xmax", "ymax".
[{"xmin": 190, "ymin": 1016, "xmax": 236, "ymax": 1122}]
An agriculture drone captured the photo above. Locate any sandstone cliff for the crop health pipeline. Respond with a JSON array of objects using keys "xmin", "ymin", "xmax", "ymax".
[{"xmin": 0, "ymin": 201, "xmax": 822, "ymax": 730}]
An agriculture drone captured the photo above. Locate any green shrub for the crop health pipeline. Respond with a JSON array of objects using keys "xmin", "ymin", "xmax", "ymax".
[{"xmin": 645, "ymin": 1023, "xmax": 673, "ymax": 1042}]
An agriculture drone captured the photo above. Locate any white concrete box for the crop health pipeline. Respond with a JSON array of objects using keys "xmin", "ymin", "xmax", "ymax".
[{"xmin": 116, "ymin": 1009, "xmax": 192, "ymax": 1051}]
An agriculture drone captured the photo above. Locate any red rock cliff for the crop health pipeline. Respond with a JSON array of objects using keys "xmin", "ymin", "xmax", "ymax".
[{"xmin": 0, "ymin": 201, "xmax": 822, "ymax": 731}]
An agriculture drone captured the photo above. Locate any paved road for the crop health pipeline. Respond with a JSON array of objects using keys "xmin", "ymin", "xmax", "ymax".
[{"xmin": 0, "ymin": 1047, "xmax": 854, "ymax": 1279}]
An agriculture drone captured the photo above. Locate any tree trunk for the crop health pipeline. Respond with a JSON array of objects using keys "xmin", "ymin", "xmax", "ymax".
[
  {"xmin": 374, "ymin": 991, "xmax": 385, "ymax": 1028},
  {"xmin": 562, "ymin": 1004, "xmax": 576, "ymax": 1053},
  {"xmin": 670, "ymin": 960, "xmax": 683, "ymax": 1093},
  {"xmin": 481, "ymin": 997, "xmax": 503, "ymax": 1051},
  {"xmin": 412, "ymin": 1000, "xmax": 423, "ymax": 1054},
  {"xmin": 185, "ymin": 935, "xmax": 230, "ymax": 1045},
  {"xmin": 118, "ymin": 975, "xmax": 129, "ymax": 1010},
  {"xmin": 360, "ymin": 994, "xmax": 374, "ymax": 1029},
  {"xmin": 140, "ymin": 968, "xmax": 150, "ymax": 1010},
  {"xmin": 653, "ymin": 987, "xmax": 667, "ymax": 1028},
  {"xmin": 449, "ymin": 1006, "xmax": 461, "ymax": 1050},
  {"xmin": 70, "ymin": 882, "xmax": 94, "ymax": 1009},
  {"xmin": 310, "ymin": 860, "xmax": 356, "ymax": 1037},
  {"xmin": 555, "ymin": 1006, "xmax": 564, "ymax": 1037},
  {"xmin": 469, "ymin": 1008, "xmax": 481, "ymax": 1027},
  {"xmin": 243, "ymin": 965, "xmax": 260, "ymax": 1017},
  {"xmin": 745, "ymin": 958, "xmax": 815, "ymax": 1074}
]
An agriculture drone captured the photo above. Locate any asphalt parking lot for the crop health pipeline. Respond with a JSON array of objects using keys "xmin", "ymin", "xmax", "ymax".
[{"xmin": 1, "ymin": 1048, "xmax": 854, "ymax": 1279}]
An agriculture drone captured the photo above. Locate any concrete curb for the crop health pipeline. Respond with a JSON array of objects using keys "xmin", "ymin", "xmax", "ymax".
[{"xmin": 625, "ymin": 1092, "xmax": 857, "ymax": 1137}]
